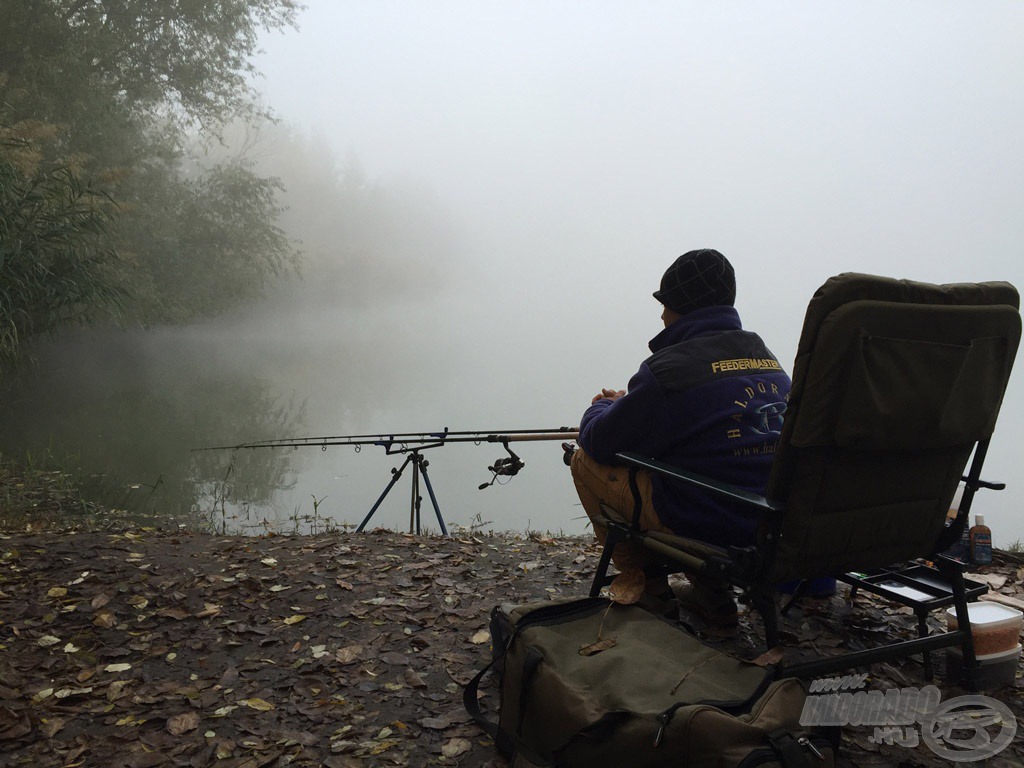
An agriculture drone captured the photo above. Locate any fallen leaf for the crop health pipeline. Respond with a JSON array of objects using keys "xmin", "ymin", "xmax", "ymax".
[
  {"xmin": 167, "ymin": 711, "xmax": 200, "ymax": 735},
  {"xmin": 469, "ymin": 629, "xmax": 490, "ymax": 645},
  {"xmin": 215, "ymin": 739, "xmax": 236, "ymax": 759},
  {"xmin": 579, "ymin": 638, "xmax": 618, "ymax": 656},
  {"xmin": 241, "ymin": 698, "xmax": 275, "ymax": 711},
  {"xmin": 31, "ymin": 688, "xmax": 54, "ymax": 704},
  {"xmin": 335, "ymin": 645, "xmax": 362, "ymax": 665},
  {"xmin": 283, "ymin": 615, "xmax": 307, "ymax": 625},
  {"xmin": 969, "ymin": 572, "xmax": 1008, "ymax": 590},
  {"xmin": 40, "ymin": 717, "xmax": 65, "ymax": 738},
  {"xmin": 107, "ymin": 680, "xmax": 131, "ymax": 701},
  {"xmin": 37, "ymin": 635, "xmax": 60, "ymax": 648},
  {"xmin": 441, "ymin": 737, "xmax": 472, "ymax": 758},
  {"xmin": 370, "ymin": 739, "xmax": 400, "ymax": 755},
  {"xmin": 93, "ymin": 611, "xmax": 116, "ymax": 629},
  {"xmin": 47, "ymin": 586, "xmax": 67, "ymax": 598},
  {"xmin": 91, "ymin": 593, "xmax": 111, "ymax": 610},
  {"xmin": 261, "ymin": 557, "xmax": 278, "ymax": 566},
  {"xmin": 608, "ymin": 568, "xmax": 645, "ymax": 605},
  {"xmin": 751, "ymin": 646, "xmax": 785, "ymax": 667},
  {"xmin": 104, "ymin": 663, "xmax": 132, "ymax": 673},
  {"xmin": 0, "ymin": 708, "xmax": 33, "ymax": 740},
  {"xmin": 156, "ymin": 606, "xmax": 190, "ymax": 620},
  {"xmin": 404, "ymin": 668, "xmax": 427, "ymax": 688},
  {"xmin": 127, "ymin": 596, "xmax": 149, "ymax": 610},
  {"xmin": 195, "ymin": 603, "xmax": 221, "ymax": 618},
  {"xmin": 54, "ymin": 687, "xmax": 92, "ymax": 699}
]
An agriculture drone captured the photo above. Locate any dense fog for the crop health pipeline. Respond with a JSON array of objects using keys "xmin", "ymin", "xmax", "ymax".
[{"xmin": 4, "ymin": 2, "xmax": 1023, "ymax": 543}]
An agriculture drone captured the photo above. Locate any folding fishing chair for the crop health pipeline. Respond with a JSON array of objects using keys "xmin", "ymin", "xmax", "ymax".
[{"xmin": 588, "ymin": 273, "xmax": 1020, "ymax": 685}]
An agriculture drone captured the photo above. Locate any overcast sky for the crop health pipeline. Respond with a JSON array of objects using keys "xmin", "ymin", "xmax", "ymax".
[{"xmin": 243, "ymin": 1, "xmax": 1024, "ymax": 542}]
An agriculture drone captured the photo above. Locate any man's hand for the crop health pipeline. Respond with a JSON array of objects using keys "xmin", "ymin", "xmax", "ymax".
[{"xmin": 591, "ymin": 388, "xmax": 626, "ymax": 404}]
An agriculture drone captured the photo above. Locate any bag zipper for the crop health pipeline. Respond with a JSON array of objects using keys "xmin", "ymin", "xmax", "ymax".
[
  {"xmin": 797, "ymin": 736, "xmax": 825, "ymax": 760},
  {"xmin": 653, "ymin": 710, "xmax": 671, "ymax": 748},
  {"xmin": 735, "ymin": 737, "xmax": 831, "ymax": 767}
]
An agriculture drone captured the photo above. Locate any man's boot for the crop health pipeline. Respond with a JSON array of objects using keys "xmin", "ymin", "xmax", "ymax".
[{"xmin": 676, "ymin": 577, "xmax": 739, "ymax": 630}]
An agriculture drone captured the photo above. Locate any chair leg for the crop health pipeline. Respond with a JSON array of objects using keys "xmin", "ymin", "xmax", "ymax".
[
  {"xmin": 916, "ymin": 611, "xmax": 933, "ymax": 680},
  {"xmin": 750, "ymin": 588, "xmax": 781, "ymax": 648},
  {"xmin": 779, "ymin": 580, "xmax": 808, "ymax": 616},
  {"xmin": 590, "ymin": 525, "xmax": 623, "ymax": 597},
  {"xmin": 939, "ymin": 558, "xmax": 980, "ymax": 690}
]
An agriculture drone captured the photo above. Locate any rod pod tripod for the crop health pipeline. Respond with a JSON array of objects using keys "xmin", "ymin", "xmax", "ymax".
[
  {"xmin": 195, "ymin": 426, "xmax": 579, "ymax": 537},
  {"xmin": 355, "ymin": 447, "xmax": 448, "ymax": 536}
]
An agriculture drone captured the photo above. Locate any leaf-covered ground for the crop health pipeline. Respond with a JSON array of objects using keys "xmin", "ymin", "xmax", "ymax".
[{"xmin": 0, "ymin": 529, "xmax": 1022, "ymax": 767}]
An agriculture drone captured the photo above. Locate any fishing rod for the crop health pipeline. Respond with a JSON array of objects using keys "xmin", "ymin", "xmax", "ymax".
[
  {"xmin": 194, "ymin": 426, "xmax": 580, "ymax": 535},
  {"xmin": 200, "ymin": 426, "xmax": 579, "ymax": 452}
]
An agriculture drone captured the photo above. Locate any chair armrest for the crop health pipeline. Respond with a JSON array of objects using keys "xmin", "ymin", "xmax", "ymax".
[
  {"xmin": 615, "ymin": 452, "xmax": 785, "ymax": 514},
  {"xmin": 961, "ymin": 476, "xmax": 1005, "ymax": 491}
]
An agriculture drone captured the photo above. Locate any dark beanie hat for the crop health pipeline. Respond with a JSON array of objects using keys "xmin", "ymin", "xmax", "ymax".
[{"xmin": 653, "ymin": 248, "xmax": 736, "ymax": 314}]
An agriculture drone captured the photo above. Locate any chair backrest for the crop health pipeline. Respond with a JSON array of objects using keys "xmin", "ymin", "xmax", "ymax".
[{"xmin": 762, "ymin": 273, "xmax": 1020, "ymax": 583}]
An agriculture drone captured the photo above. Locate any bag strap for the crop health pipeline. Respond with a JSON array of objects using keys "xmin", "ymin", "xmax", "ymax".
[
  {"xmin": 463, "ymin": 654, "xmax": 500, "ymax": 740},
  {"xmin": 766, "ymin": 730, "xmax": 813, "ymax": 768},
  {"xmin": 463, "ymin": 636, "xmax": 553, "ymax": 767},
  {"xmin": 463, "ymin": 599, "xmax": 621, "ymax": 767}
]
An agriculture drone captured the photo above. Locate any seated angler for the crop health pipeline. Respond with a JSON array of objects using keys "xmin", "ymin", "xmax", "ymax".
[{"xmin": 569, "ymin": 248, "xmax": 792, "ymax": 628}]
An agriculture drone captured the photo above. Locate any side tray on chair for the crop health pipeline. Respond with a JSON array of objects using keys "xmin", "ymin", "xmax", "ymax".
[{"xmin": 589, "ymin": 272, "xmax": 1022, "ymax": 689}]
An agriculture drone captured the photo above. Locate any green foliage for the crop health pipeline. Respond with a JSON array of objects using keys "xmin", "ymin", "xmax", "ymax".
[
  {"xmin": 119, "ymin": 157, "xmax": 299, "ymax": 323},
  {"xmin": 1, "ymin": 0, "xmax": 302, "ymax": 135},
  {"xmin": 0, "ymin": 0, "xmax": 303, "ymax": 362},
  {"xmin": 0, "ymin": 135, "xmax": 128, "ymax": 367}
]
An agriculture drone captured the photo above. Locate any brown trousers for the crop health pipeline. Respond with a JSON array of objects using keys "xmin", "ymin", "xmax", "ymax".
[{"xmin": 570, "ymin": 449, "xmax": 675, "ymax": 574}]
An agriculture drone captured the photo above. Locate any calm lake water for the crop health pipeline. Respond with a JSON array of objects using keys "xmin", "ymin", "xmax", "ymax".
[
  {"xmin": 4, "ymin": 280, "xmax": 1021, "ymax": 548},
  {"xmin": 0, "ymin": 299, "xmax": 587, "ymax": 537}
]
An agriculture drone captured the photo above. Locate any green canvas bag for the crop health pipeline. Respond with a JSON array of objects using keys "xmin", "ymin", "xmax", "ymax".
[{"xmin": 464, "ymin": 597, "xmax": 835, "ymax": 768}]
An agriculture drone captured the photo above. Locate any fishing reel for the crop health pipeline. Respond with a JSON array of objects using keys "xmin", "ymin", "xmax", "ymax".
[{"xmin": 479, "ymin": 441, "xmax": 525, "ymax": 489}]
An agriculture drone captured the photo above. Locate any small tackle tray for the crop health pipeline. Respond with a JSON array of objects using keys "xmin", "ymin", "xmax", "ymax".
[
  {"xmin": 837, "ymin": 562, "xmax": 988, "ymax": 678},
  {"xmin": 839, "ymin": 562, "xmax": 988, "ymax": 612}
]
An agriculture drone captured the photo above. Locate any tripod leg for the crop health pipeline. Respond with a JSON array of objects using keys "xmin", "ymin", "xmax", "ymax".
[
  {"xmin": 418, "ymin": 459, "xmax": 448, "ymax": 536},
  {"xmin": 410, "ymin": 455, "xmax": 420, "ymax": 535},
  {"xmin": 356, "ymin": 454, "xmax": 412, "ymax": 533}
]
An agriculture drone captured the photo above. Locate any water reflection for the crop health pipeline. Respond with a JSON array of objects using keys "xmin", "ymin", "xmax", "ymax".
[
  {"xmin": 0, "ymin": 270, "xmax": 589, "ymax": 537},
  {"xmin": 0, "ymin": 328, "xmax": 307, "ymax": 532}
]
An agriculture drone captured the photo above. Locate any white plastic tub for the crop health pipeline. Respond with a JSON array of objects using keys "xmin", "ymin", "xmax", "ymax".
[{"xmin": 946, "ymin": 602, "xmax": 1023, "ymax": 656}]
